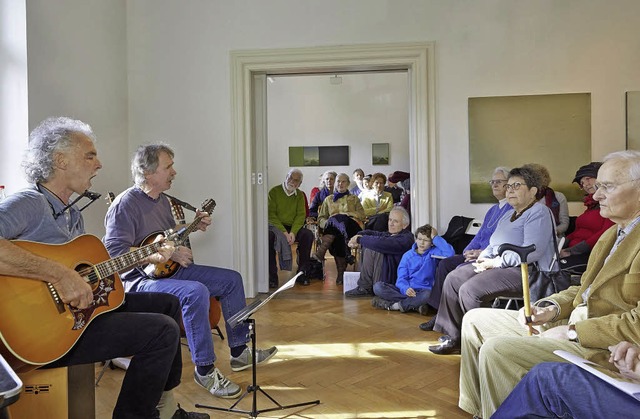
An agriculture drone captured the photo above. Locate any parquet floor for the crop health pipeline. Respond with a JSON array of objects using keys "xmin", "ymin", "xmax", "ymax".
[{"xmin": 95, "ymin": 258, "xmax": 468, "ymax": 418}]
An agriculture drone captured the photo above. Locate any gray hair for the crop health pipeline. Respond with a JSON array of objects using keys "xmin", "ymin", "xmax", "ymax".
[
  {"xmin": 22, "ymin": 117, "xmax": 96, "ymax": 184},
  {"xmin": 493, "ymin": 166, "xmax": 511, "ymax": 180},
  {"xmin": 336, "ymin": 172, "xmax": 350, "ymax": 183},
  {"xmin": 320, "ymin": 170, "xmax": 337, "ymax": 188},
  {"xmin": 603, "ymin": 150, "xmax": 640, "ymax": 181},
  {"xmin": 286, "ymin": 168, "xmax": 303, "ymax": 182},
  {"xmin": 132, "ymin": 143, "xmax": 175, "ymax": 187},
  {"xmin": 390, "ymin": 206, "xmax": 410, "ymax": 227}
]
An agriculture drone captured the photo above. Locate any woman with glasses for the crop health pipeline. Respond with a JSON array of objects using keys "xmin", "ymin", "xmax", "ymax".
[
  {"xmin": 558, "ymin": 162, "xmax": 614, "ymax": 275},
  {"xmin": 428, "ymin": 166, "xmax": 558, "ymax": 355}
]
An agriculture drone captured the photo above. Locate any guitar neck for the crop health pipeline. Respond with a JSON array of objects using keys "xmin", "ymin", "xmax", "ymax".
[{"xmin": 93, "ymin": 241, "xmax": 166, "ymax": 279}]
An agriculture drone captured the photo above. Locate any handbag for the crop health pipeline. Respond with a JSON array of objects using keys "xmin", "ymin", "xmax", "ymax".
[{"xmin": 527, "ymin": 216, "xmax": 572, "ymax": 302}]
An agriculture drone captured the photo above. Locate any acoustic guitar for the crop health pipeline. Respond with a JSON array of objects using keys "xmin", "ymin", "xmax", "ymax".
[
  {"xmin": 0, "ymin": 233, "xmax": 177, "ymax": 372},
  {"xmin": 141, "ymin": 198, "xmax": 216, "ymax": 278}
]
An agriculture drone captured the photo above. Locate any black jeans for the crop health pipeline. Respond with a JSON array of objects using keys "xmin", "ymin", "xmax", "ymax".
[{"xmin": 46, "ymin": 292, "xmax": 182, "ymax": 419}]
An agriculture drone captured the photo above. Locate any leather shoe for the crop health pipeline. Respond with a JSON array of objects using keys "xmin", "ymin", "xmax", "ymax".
[
  {"xmin": 419, "ymin": 317, "xmax": 436, "ymax": 331},
  {"xmin": 345, "ymin": 254, "xmax": 356, "ymax": 265},
  {"xmin": 428, "ymin": 336, "xmax": 460, "ymax": 355}
]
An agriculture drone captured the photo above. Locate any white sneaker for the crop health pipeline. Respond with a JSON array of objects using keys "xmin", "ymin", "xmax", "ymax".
[
  {"xmin": 194, "ymin": 367, "xmax": 242, "ymax": 399},
  {"xmin": 229, "ymin": 346, "xmax": 278, "ymax": 372}
]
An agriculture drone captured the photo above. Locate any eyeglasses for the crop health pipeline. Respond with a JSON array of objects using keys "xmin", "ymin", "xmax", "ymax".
[
  {"xmin": 505, "ymin": 182, "xmax": 526, "ymax": 191},
  {"xmin": 488, "ymin": 179, "xmax": 507, "ymax": 186},
  {"xmin": 594, "ymin": 178, "xmax": 640, "ymax": 194}
]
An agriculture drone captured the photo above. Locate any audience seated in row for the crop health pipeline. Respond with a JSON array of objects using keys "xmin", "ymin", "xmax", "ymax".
[{"xmin": 457, "ymin": 150, "xmax": 640, "ymax": 418}]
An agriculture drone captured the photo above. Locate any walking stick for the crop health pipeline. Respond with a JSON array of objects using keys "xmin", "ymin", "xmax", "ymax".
[{"xmin": 497, "ymin": 243, "xmax": 536, "ymax": 336}]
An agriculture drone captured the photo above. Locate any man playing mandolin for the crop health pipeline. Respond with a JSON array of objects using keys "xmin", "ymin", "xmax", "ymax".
[
  {"xmin": 103, "ymin": 143, "xmax": 277, "ymax": 400},
  {"xmin": 0, "ymin": 117, "xmax": 206, "ymax": 418}
]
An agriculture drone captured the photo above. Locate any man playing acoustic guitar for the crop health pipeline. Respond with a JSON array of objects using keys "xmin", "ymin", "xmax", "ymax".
[
  {"xmin": 103, "ymin": 143, "xmax": 277, "ymax": 400},
  {"xmin": 0, "ymin": 117, "xmax": 207, "ymax": 418}
]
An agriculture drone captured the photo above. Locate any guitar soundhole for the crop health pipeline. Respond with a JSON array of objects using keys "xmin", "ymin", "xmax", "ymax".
[{"xmin": 75, "ymin": 262, "xmax": 99, "ymax": 290}]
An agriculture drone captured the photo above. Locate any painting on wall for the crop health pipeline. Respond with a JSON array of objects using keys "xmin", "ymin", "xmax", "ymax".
[
  {"xmin": 289, "ymin": 146, "xmax": 349, "ymax": 166},
  {"xmin": 469, "ymin": 93, "xmax": 591, "ymax": 203},
  {"xmin": 627, "ymin": 92, "xmax": 640, "ymax": 150},
  {"xmin": 372, "ymin": 143, "xmax": 390, "ymax": 165}
]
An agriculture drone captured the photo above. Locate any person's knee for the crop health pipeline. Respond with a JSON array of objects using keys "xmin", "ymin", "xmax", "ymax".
[
  {"xmin": 154, "ymin": 313, "xmax": 181, "ymax": 349},
  {"xmin": 372, "ymin": 281, "xmax": 386, "ymax": 295}
]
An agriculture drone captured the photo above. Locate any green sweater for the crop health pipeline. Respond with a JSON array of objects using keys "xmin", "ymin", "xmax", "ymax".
[{"xmin": 268, "ymin": 184, "xmax": 306, "ymax": 234}]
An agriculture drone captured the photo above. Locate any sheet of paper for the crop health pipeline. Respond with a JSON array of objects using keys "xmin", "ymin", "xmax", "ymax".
[{"xmin": 554, "ymin": 350, "xmax": 640, "ymax": 401}]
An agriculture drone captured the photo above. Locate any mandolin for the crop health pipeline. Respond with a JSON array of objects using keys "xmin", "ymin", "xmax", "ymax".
[{"xmin": 140, "ymin": 198, "xmax": 216, "ymax": 278}]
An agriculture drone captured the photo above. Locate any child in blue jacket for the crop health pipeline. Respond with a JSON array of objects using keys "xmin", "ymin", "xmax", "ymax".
[{"xmin": 371, "ymin": 224, "xmax": 454, "ymax": 312}]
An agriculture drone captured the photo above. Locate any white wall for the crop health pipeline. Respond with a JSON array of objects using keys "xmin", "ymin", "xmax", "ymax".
[
  {"xmin": 22, "ymin": 0, "xmax": 640, "ymax": 271},
  {"xmin": 0, "ymin": 0, "xmax": 28, "ymax": 194},
  {"xmin": 26, "ymin": 0, "xmax": 129, "ymax": 236},
  {"xmin": 266, "ymin": 72, "xmax": 409, "ymax": 196}
]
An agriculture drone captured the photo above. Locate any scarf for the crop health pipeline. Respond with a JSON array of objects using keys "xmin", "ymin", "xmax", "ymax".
[
  {"xmin": 333, "ymin": 190, "xmax": 349, "ymax": 202},
  {"xmin": 583, "ymin": 193, "xmax": 599, "ymax": 210}
]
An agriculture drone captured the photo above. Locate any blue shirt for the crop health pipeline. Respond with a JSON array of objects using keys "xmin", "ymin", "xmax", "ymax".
[
  {"xmin": 103, "ymin": 186, "xmax": 175, "ymax": 281},
  {"xmin": 396, "ymin": 236, "xmax": 455, "ymax": 293},
  {"xmin": 0, "ymin": 185, "xmax": 85, "ymax": 242},
  {"xmin": 464, "ymin": 199, "xmax": 512, "ymax": 252}
]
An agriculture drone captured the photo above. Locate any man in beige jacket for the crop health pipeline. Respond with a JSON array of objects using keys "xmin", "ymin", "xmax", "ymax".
[{"xmin": 457, "ymin": 150, "xmax": 640, "ymax": 419}]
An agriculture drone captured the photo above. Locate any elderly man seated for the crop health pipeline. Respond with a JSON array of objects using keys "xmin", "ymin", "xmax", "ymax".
[
  {"xmin": 457, "ymin": 150, "xmax": 640, "ymax": 419},
  {"xmin": 344, "ymin": 207, "xmax": 415, "ymax": 298},
  {"xmin": 268, "ymin": 168, "xmax": 314, "ymax": 287}
]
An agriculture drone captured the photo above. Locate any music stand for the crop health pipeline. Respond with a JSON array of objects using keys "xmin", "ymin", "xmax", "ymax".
[{"xmin": 196, "ymin": 272, "xmax": 320, "ymax": 418}]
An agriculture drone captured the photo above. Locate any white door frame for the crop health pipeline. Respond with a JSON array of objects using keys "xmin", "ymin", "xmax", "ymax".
[{"xmin": 230, "ymin": 42, "xmax": 437, "ymax": 296}]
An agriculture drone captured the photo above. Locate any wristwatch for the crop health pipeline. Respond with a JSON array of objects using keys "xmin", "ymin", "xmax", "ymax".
[{"xmin": 567, "ymin": 324, "xmax": 579, "ymax": 342}]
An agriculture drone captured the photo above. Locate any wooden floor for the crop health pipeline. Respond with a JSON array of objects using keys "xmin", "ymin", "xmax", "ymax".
[{"xmin": 95, "ymin": 259, "xmax": 468, "ymax": 418}]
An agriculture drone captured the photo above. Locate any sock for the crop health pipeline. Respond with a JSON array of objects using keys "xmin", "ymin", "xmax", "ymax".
[
  {"xmin": 390, "ymin": 302, "xmax": 401, "ymax": 311},
  {"xmin": 196, "ymin": 364, "xmax": 214, "ymax": 376},
  {"xmin": 230, "ymin": 345, "xmax": 248, "ymax": 358},
  {"xmin": 156, "ymin": 390, "xmax": 177, "ymax": 419}
]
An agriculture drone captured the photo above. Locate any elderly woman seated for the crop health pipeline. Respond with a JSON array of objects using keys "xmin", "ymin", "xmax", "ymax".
[
  {"xmin": 360, "ymin": 172, "xmax": 394, "ymax": 231},
  {"xmin": 313, "ymin": 172, "xmax": 366, "ymax": 285},
  {"xmin": 427, "ymin": 165, "xmax": 558, "ymax": 355}
]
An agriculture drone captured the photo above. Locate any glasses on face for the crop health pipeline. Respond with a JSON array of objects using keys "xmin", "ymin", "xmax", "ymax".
[
  {"xmin": 594, "ymin": 178, "xmax": 639, "ymax": 194},
  {"xmin": 488, "ymin": 179, "xmax": 507, "ymax": 186},
  {"xmin": 505, "ymin": 182, "xmax": 525, "ymax": 191}
]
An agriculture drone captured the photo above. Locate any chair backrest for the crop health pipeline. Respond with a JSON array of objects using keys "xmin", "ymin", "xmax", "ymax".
[
  {"xmin": 465, "ymin": 219, "xmax": 483, "ymax": 235},
  {"xmin": 442, "ymin": 215, "xmax": 474, "ymax": 254}
]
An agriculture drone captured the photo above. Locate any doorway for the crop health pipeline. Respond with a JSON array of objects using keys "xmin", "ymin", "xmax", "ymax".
[{"xmin": 231, "ymin": 42, "xmax": 437, "ymax": 296}]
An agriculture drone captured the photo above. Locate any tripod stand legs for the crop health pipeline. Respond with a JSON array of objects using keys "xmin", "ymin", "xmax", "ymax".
[{"xmin": 196, "ymin": 318, "xmax": 319, "ymax": 418}]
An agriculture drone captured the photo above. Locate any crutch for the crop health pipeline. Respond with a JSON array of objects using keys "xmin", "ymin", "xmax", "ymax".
[{"xmin": 497, "ymin": 243, "xmax": 536, "ymax": 336}]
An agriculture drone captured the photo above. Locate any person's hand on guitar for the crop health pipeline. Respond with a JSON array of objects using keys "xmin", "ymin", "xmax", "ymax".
[
  {"xmin": 171, "ymin": 245, "xmax": 194, "ymax": 268},
  {"xmin": 141, "ymin": 234, "xmax": 176, "ymax": 265},
  {"xmin": 195, "ymin": 210, "xmax": 212, "ymax": 232},
  {"xmin": 49, "ymin": 265, "xmax": 94, "ymax": 310}
]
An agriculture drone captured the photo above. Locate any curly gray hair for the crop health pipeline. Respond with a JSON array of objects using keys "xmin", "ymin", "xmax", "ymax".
[
  {"xmin": 22, "ymin": 117, "xmax": 96, "ymax": 184},
  {"xmin": 132, "ymin": 143, "xmax": 175, "ymax": 187}
]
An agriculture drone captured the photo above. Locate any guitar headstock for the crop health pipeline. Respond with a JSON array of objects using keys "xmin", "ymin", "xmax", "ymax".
[
  {"xmin": 201, "ymin": 199, "xmax": 216, "ymax": 215},
  {"xmin": 105, "ymin": 191, "xmax": 116, "ymax": 206},
  {"xmin": 169, "ymin": 198, "xmax": 186, "ymax": 223}
]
